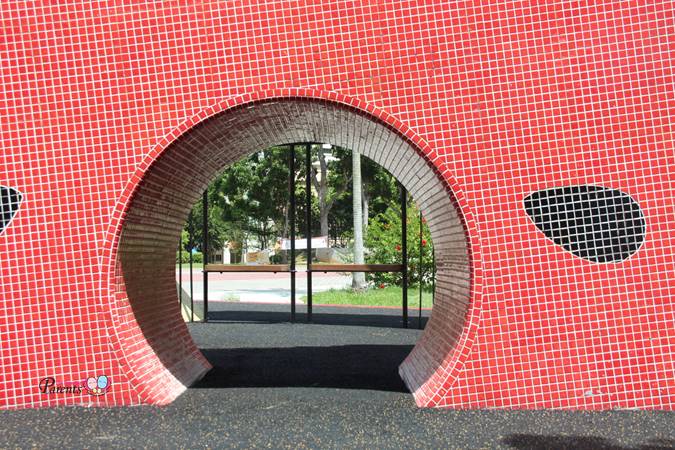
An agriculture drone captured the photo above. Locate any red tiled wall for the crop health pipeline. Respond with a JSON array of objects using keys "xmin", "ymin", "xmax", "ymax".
[
  {"xmin": 116, "ymin": 99, "xmax": 472, "ymax": 407},
  {"xmin": 0, "ymin": 1, "xmax": 673, "ymax": 409}
]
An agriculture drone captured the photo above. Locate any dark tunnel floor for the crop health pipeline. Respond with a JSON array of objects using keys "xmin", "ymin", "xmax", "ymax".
[
  {"xmin": 1, "ymin": 303, "xmax": 673, "ymax": 449},
  {"xmin": 192, "ymin": 302, "xmax": 423, "ymax": 392}
]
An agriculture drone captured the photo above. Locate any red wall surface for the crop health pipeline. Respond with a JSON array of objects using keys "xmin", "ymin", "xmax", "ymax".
[{"xmin": 0, "ymin": 1, "xmax": 673, "ymax": 409}]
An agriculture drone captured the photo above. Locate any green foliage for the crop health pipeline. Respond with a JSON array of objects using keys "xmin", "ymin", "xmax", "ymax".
[
  {"xmin": 181, "ymin": 199, "xmax": 228, "ymax": 254},
  {"xmin": 178, "ymin": 144, "xmax": 432, "ymax": 287},
  {"xmin": 176, "ymin": 250, "xmax": 203, "ymax": 264},
  {"xmin": 327, "ymin": 148, "xmax": 399, "ymax": 244},
  {"xmin": 361, "ymin": 156, "xmax": 399, "ymax": 219},
  {"xmin": 365, "ymin": 200, "xmax": 434, "ymax": 287},
  {"xmin": 180, "ymin": 229, "xmax": 189, "ymax": 251},
  {"xmin": 210, "ymin": 147, "xmax": 291, "ymax": 250}
]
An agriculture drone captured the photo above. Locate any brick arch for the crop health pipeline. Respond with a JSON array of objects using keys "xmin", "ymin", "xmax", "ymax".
[{"xmin": 101, "ymin": 93, "xmax": 482, "ymax": 406}]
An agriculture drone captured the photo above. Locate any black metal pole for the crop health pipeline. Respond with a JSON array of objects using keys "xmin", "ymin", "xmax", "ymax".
[
  {"xmin": 203, "ymin": 190, "xmax": 209, "ymax": 323},
  {"xmin": 189, "ymin": 242, "xmax": 194, "ymax": 323},
  {"xmin": 401, "ymin": 182, "xmax": 408, "ymax": 328},
  {"xmin": 178, "ymin": 243, "xmax": 182, "ymax": 307},
  {"xmin": 419, "ymin": 211, "xmax": 423, "ymax": 330},
  {"xmin": 305, "ymin": 143, "xmax": 312, "ymax": 322},
  {"xmin": 289, "ymin": 144, "xmax": 296, "ymax": 323}
]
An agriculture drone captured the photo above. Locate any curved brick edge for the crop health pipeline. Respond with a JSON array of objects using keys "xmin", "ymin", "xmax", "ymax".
[{"xmin": 98, "ymin": 89, "xmax": 483, "ymax": 406}]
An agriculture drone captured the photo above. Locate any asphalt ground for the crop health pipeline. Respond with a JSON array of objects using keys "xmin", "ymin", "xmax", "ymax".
[{"xmin": 1, "ymin": 303, "xmax": 673, "ymax": 449}]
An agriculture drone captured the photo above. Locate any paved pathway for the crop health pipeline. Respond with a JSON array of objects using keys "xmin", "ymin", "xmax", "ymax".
[
  {"xmin": 1, "ymin": 303, "xmax": 673, "ymax": 448},
  {"xmin": 177, "ymin": 269, "xmax": 352, "ymax": 303}
]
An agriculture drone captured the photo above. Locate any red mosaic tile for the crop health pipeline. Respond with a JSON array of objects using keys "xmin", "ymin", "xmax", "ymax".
[{"xmin": 0, "ymin": 1, "xmax": 673, "ymax": 410}]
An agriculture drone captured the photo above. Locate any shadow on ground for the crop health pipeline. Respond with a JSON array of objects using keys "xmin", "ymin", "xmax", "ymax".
[
  {"xmin": 207, "ymin": 308, "xmax": 428, "ymax": 329},
  {"xmin": 195, "ymin": 344, "xmax": 412, "ymax": 392},
  {"xmin": 502, "ymin": 434, "xmax": 675, "ymax": 450}
]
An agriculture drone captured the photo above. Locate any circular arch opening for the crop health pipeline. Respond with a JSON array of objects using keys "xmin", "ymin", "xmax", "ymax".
[{"xmin": 112, "ymin": 98, "xmax": 473, "ymax": 406}]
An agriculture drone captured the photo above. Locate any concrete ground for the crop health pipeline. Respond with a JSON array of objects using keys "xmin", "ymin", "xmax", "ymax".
[
  {"xmin": 177, "ymin": 269, "xmax": 352, "ymax": 303},
  {"xmin": 1, "ymin": 303, "xmax": 673, "ymax": 449}
]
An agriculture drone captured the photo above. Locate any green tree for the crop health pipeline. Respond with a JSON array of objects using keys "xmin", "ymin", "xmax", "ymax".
[
  {"xmin": 309, "ymin": 145, "xmax": 352, "ymax": 237},
  {"xmin": 210, "ymin": 147, "xmax": 293, "ymax": 251},
  {"xmin": 180, "ymin": 144, "xmax": 409, "ymax": 273},
  {"xmin": 181, "ymin": 196, "xmax": 228, "ymax": 257},
  {"xmin": 322, "ymin": 149, "xmax": 398, "ymax": 246},
  {"xmin": 360, "ymin": 158, "xmax": 398, "ymax": 227}
]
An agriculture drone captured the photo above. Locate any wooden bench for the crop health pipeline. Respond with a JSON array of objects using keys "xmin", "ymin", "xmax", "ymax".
[
  {"xmin": 204, "ymin": 264, "xmax": 290, "ymax": 273},
  {"xmin": 308, "ymin": 264, "xmax": 403, "ymax": 273},
  {"xmin": 203, "ymin": 263, "xmax": 403, "ymax": 273}
]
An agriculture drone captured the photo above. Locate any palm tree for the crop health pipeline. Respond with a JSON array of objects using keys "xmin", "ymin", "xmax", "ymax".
[{"xmin": 352, "ymin": 150, "xmax": 366, "ymax": 290}]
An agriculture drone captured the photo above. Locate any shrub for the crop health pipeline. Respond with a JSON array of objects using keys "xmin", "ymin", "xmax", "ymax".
[
  {"xmin": 177, "ymin": 251, "xmax": 203, "ymax": 264},
  {"xmin": 365, "ymin": 202, "xmax": 434, "ymax": 287}
]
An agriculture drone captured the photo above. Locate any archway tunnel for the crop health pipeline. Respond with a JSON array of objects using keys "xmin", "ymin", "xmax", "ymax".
[{"xmin": 114, "ymin": 98, "xmax": 473, "ymax": 406}]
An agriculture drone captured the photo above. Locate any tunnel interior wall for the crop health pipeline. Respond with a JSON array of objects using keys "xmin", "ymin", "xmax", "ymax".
[{"xmin": 115, "ymin": 99, "xmax": 472, "ymax": 406}]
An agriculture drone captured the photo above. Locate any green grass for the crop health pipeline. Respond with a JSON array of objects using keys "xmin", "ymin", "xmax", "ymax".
[{"xmin": 302, "ymin": 286, "xmax": 433, "ymax": 308}]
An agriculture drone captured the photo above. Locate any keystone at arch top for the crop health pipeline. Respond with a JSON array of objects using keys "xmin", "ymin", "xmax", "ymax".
[{"xmin": 0, "ymin": 1, "xmax": 673, "ymax": 410}]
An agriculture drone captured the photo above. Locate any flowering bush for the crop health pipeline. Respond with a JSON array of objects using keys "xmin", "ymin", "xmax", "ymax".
[{"xmin": 365, "ymin": 201, "xmax": 434, "ymax": 287}]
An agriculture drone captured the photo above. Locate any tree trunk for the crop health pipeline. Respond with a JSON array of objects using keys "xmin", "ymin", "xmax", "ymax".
[
  {"xmin": 320, "ymin": 208, "xmax": 329, "ymax": 237},
  {"xmin": 282, "ymin": 203, "xmax": 289, "ymax": 240},
  {"xmin": 352, "ymin": 150, "xmax": 366, "ymax": 289},
  {"xmin": 311, "ymin": 150, "xmax": 331, "ymax": 237}
]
